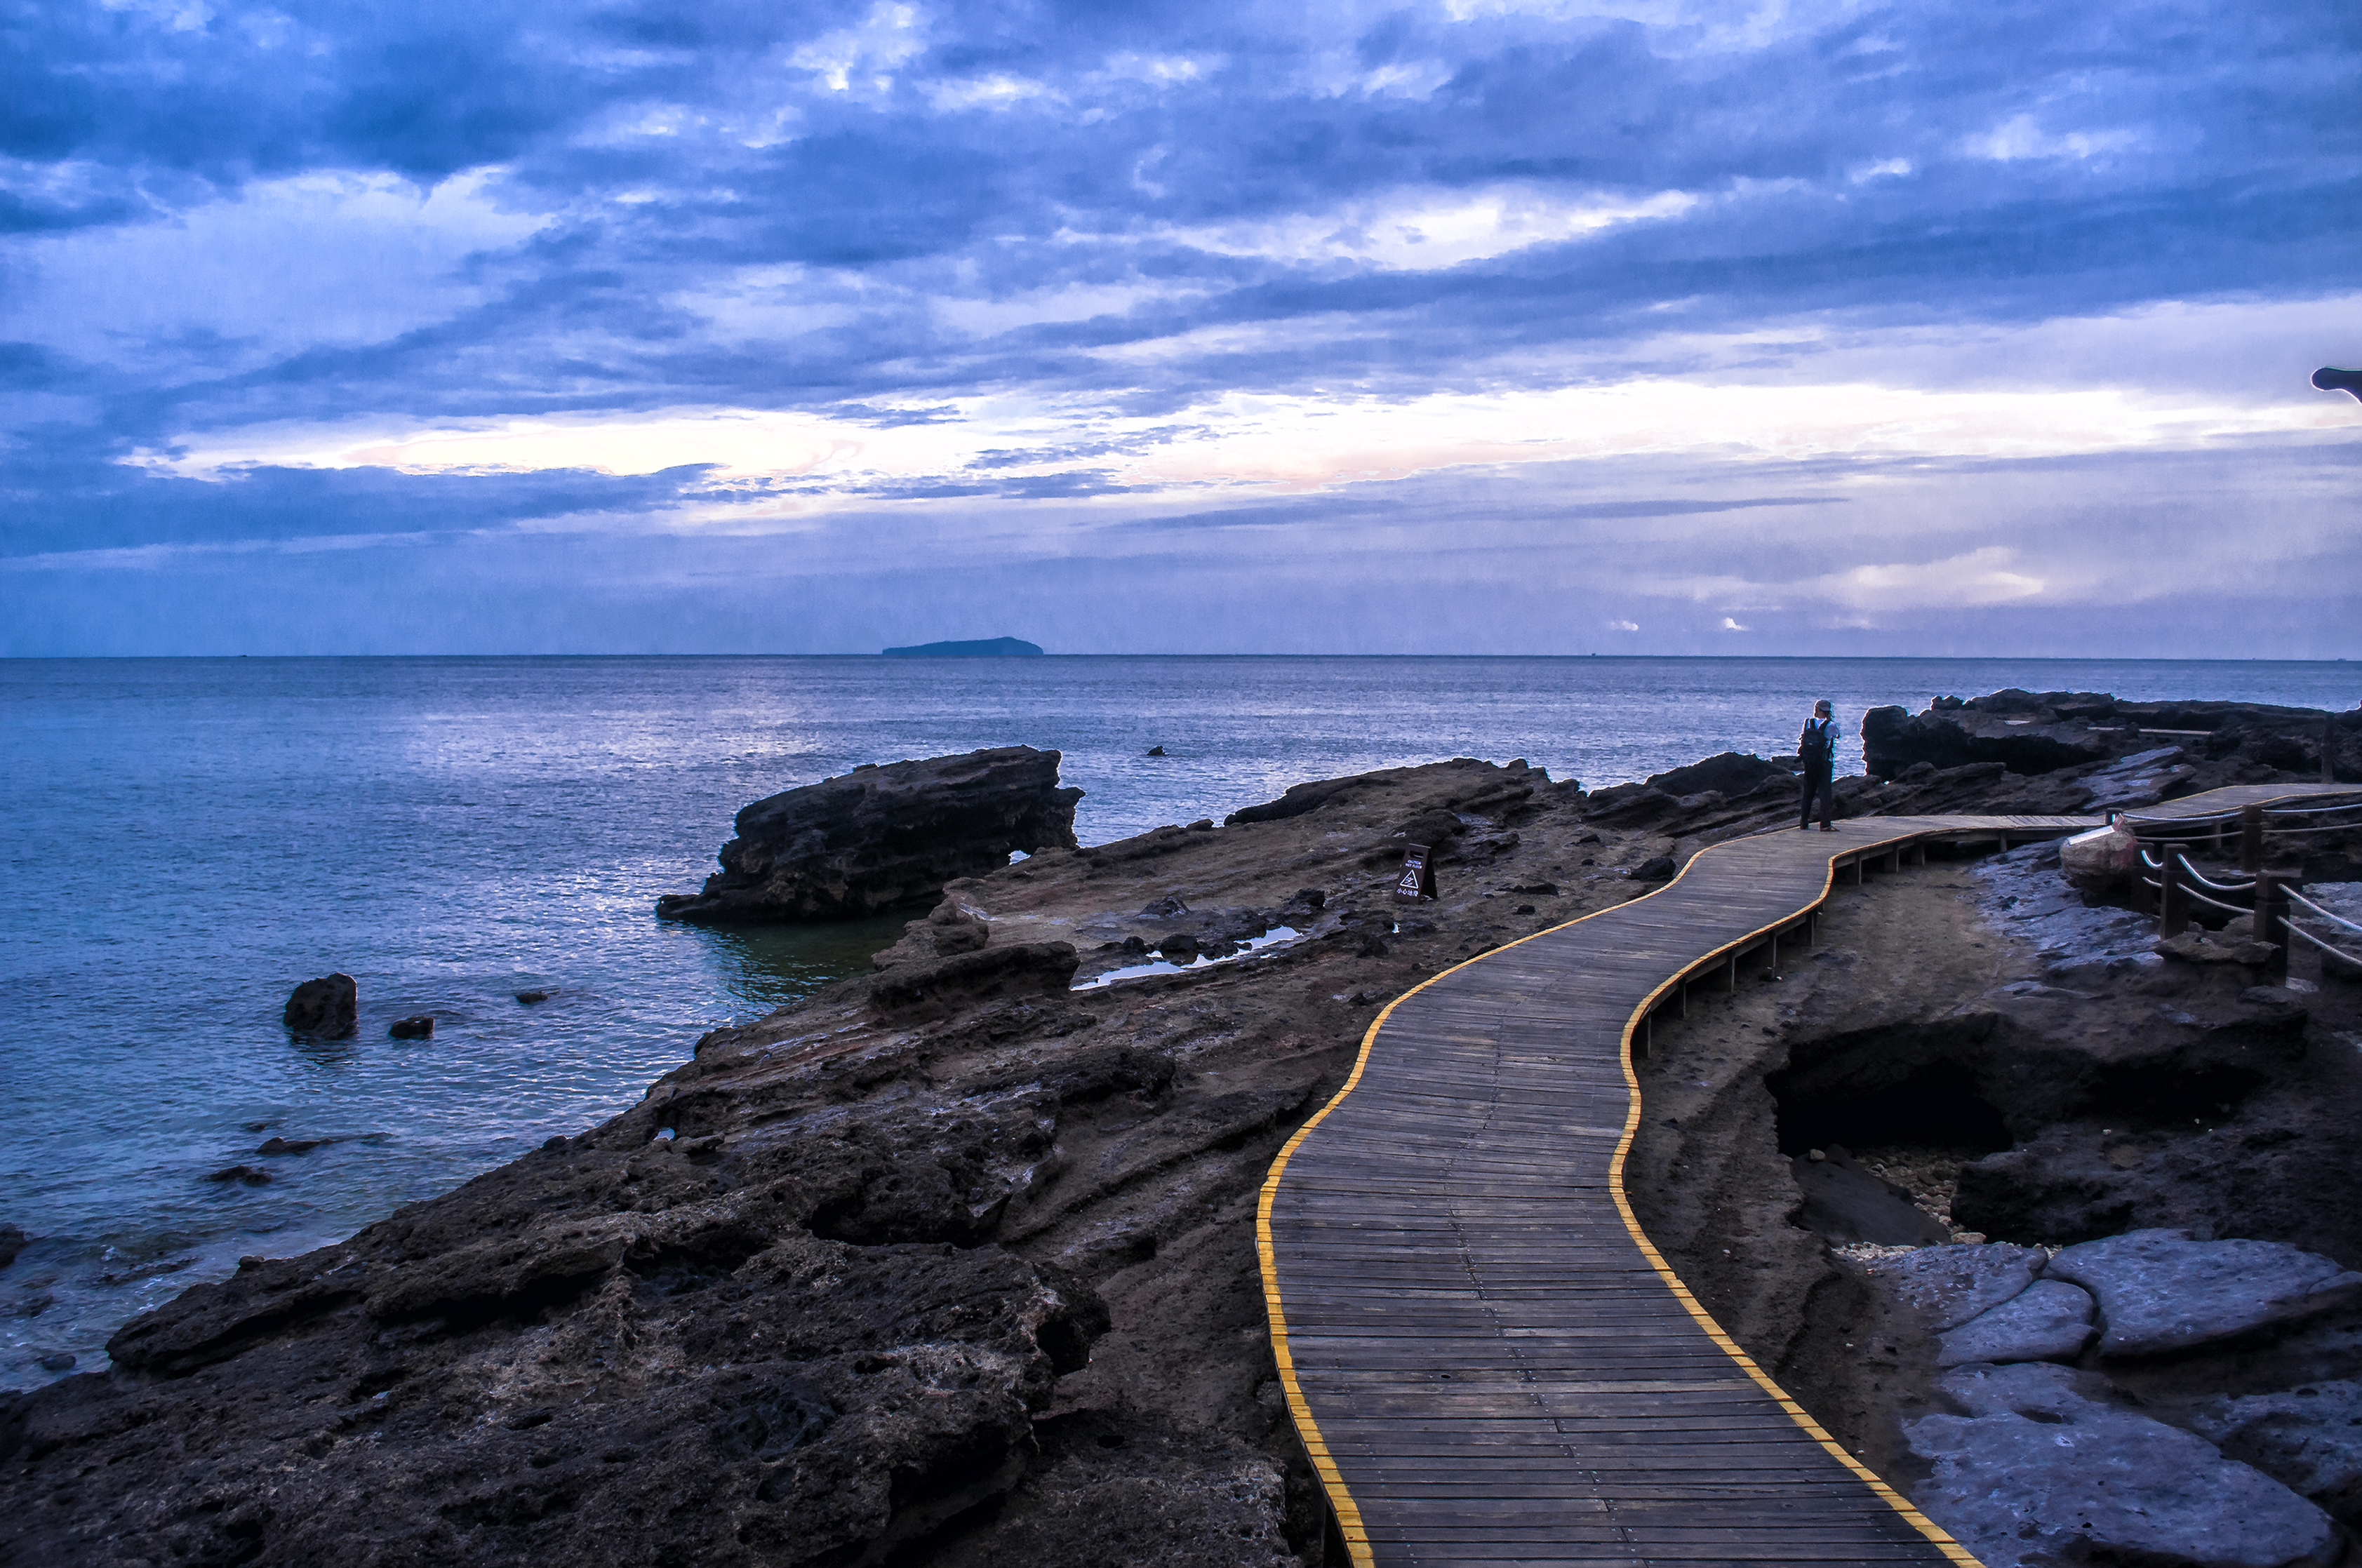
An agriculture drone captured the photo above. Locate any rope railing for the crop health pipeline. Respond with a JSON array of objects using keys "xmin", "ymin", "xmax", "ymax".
[
  {"xmin": 2287, "ymin": 885, "xmax": 2362, "ymax": 939},
  {"xmin": 2264, "ymin": 798, "xmax": 2362, "ymax": 819},
  {"xmin": 2184, "ymin": 886, "xmax": 2254, "ymax": 919},
  {"xmin": 2173, "ymin": 852, "xmax": 2255, "ymax": 893}
]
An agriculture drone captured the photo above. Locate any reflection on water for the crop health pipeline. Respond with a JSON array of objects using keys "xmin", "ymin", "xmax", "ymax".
[
  {"xmin": 4, "ymin": 653, "xmax": 2351, "ymax": 1389},
  {"xmin": 694, "ymin": 913, "xmax": 922, "ymax": 1017}
]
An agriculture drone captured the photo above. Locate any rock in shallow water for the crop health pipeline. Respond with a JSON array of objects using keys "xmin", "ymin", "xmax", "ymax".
[
  {"xmin": 282, "ymin": 972, "xmax": 356, "ymax": 1036},
  {"xmin": 2046, "ymin": 1228, "xmax": 2362, "ymax": 1357},
  {"xmin": 657, "ymin": 746, "xmax": 1083, "ymax": 923},
  {"xmin": 388, "ymin": 1014, "xmax": 434, "ymax": 1040},
  {"xmin": 1910, "ymin": 1362, "xmax": 2338, "ymax": 1568},
  {"xmin": 1935, "ymin": 1278, "xmax": 2095, "ymax": 1367}
]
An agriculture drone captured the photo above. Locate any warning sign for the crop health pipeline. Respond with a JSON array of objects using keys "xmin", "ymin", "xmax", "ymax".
[{"xmin": 1395, "ymin": 842, "xmax": 1437, "ymax": 902}]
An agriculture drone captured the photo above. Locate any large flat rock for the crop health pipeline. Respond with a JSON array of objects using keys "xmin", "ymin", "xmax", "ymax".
[
  {"xmin": 2046, "ymin": 1229, "xmax": 2362, "ymax": 1357},
  {"xmin": 1935, "ymin": 1278, "xmax": 2095, "ymax": 1367},
  {"xmin": 657, "ymin": 746, "xmax": 1083, "ymax": 923},
  {"xmin": 1874, "ymin": 1242, "xmax": 2048, "ymax": 1332},
  {"xmin": 2184, "ymin": 1379, "xmax": 2362, "ymax": 1523},
  {"xmin": 1911, "ymin": 1362, "xmax": 2338, "ymax": 1568}
]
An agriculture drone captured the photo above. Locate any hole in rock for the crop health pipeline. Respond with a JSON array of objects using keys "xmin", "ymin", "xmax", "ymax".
[
  {"xmin": 2088, "ymin": 1062, "xmax": 2266, "ymax": 1127},
  {"xmin": 1771, "ymin": 1061, "xmax": 2013, "ymax": 1158}
]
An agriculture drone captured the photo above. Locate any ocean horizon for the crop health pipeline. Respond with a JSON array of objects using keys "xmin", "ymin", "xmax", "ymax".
[{"xmin": 5, "ymin": 653, "xmax": 2357, "ymax": 1388}]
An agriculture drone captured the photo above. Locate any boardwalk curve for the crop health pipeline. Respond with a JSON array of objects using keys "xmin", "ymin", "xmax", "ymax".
[{"xmin": 1257, "ymin": 814, "xmax": 2108, "ymax": 1568}]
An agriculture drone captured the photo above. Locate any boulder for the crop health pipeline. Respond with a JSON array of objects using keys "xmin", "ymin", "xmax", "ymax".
[
  {"xmin": 0, "ymin": 1222, "xmax": 25, "ymax": 1270},
  {"xmin": 389, "ymin": 1014, "xmax": 435, "ymax": 1040},
  {"xmin": 656, "ymin": 747, "xmax": 1083, "ymax": 923},
  {"xmin": 2060, "ymin": 824, "xmax": 2140, "ymax": 890},
  {"xmin": 1874, "ymin": 1242, "xmax": 2048, "ymax": 1331},
  {"xmin": 1935, "ymin": 1279, "xmax": 2097, "ymax": 1366},
  {"xmin": 283, "ymin": 973, "xmax": 357, "ymax": 1037},
  {"xmin": 1629, "ymin": 855, "xmax": 1677, "ymax": 884},
  {"xmin": 515, "ymin": 989, "xmax": 551, "ymax": 1005},
  {"xmin": 1791, "ymin": 1146, "xmax": 1951, "ymax": 1246},
  {"xmin": 2184, "ymin": 1379, "xmax": 2362, "ymax": 1521},
  {"xmin": 1910, "ymin": 1362, "xmax": 2338, "ymax": 1568},
  {"xmin": 2045, "ymin": 1229, "xmax": 2362, "ymax": 1357}
]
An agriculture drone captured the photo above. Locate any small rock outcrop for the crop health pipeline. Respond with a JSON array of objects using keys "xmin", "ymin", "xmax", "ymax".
[
  {"xmin": 389, "ymin": 1014, "xmax": 435, "ymax": 1040},
  {"xmin": 657, "ymin": 747, "xmax": 1083, "ymax": 923},
  {"xmin": 0, "ymin": 1224, "xmax": 25, "ymax": 1270},
  {"xmin": 282, "ymin": 974, "xmax": 356, "ymax": 1037}
]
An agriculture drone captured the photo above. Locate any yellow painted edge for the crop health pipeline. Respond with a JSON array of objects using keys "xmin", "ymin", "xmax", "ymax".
[{"xmin": 1255, "ymin": 821, "xmax": 1988, "ymax": 1568}]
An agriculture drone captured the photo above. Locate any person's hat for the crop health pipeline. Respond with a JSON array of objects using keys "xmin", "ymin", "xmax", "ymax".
[{"xmin": 1814, "ymin": 699, "xmax": 1832, "ymax": 713}]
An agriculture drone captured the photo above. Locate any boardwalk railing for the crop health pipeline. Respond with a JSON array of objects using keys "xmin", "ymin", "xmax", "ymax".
[{"xmin": 2120, "ymin": 786, "xmax": 2362, "ymax": 979}]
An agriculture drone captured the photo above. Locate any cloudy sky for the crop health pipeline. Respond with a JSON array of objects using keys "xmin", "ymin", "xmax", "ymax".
[{"xmin": 4, "ymin": 0, "xmax": 2357, "ymax": 655}]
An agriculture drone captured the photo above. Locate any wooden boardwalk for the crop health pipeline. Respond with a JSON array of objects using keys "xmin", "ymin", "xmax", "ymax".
[
  {"xmin": 1257, "ymin": 814, "xmax": 2104, "ymax": 1568},
  {"xmin": 2116, "ymin": 782, "xmax": 2362, "ymax": 830}
]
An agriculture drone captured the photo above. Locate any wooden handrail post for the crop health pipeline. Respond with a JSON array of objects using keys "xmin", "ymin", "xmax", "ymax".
[
  {"xmin": 2257, "ymin": 871, "xmax": 2291, "ymax": 982},
  {"xmin": 2159, "ymin": 850, "xmax": 2187, "ymax": 938},
  {"xmin": 2241, "ymin": 805, "xmax": 2265, "ymax": 874}
]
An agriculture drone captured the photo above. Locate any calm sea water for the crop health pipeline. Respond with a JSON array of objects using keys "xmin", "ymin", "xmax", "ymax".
[{"xmin": 4, "ymin": 655, "xmax": 2356, "ymax": 1386}]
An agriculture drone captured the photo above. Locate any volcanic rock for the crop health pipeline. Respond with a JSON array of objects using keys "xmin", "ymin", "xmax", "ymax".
[
  {"xmin": 0, "ymin": 1224, "xmax": 25, "ymax": 1270},
  {"xmin": 1863, "ymin": 692, "xmax": 2357, "ymax": 783},
  {"xmin": 1791, "ymin": 1146, "xmax": 1951, "ymax": 1246},
  {"xmin": 1646, "ymin": 751, "xmax": 1787, "ymax": 799},
  {"xmin": 1935, "ymin": 1279, "xmax": 2096, "ymax": 1366},
  {"xmin": 863, "ymin": 942, "xmax": 1081, "ymax": 1021},
  {"xmin": 2184, "ymin": 1379, "xmax": 2362, "ymax": 1520},
  {"xmin": 1909, "ymin": 1362, "xmax": 2337, "ymax": 1568},
  {"xmin": 922, "ymin": 897, "xmax": 992, "ymax": 956},
  {"xmin": 656, "ymin": 747, "xmax": 1083, "ymax": 923},
  {"xmin": 2045, "ymin": 1230, "xmax": 2362, "ymax": 1357},
  {"xmin": 389, "ymin": 1014, "xmax": 435, "ymax": 1040},
  {"xmin": 1877, "ymin": 1242, "xmax": 2048, "ymax": 1332},
  {"xmin": 283, "ymin": 973, "xmax": 356, "ymax": 1037}
]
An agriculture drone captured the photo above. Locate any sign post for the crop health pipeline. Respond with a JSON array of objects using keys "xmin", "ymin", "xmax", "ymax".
[{"xmin": 1395, "ymin": 842, "xmax": 1437, "ymax": 903}]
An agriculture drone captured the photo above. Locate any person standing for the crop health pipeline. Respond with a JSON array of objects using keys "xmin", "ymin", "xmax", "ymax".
[{"xmin": 1800, "ymin": 700, "xmax": 1840, "ymax": 831}]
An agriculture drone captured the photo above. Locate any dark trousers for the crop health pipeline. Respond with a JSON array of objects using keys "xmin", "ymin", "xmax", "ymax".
[{"xmin": 1801, "ymin": 764, "xmax": 1834, "ymax": 829}]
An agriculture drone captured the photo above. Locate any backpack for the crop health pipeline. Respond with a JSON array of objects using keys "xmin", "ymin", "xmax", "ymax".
[{"xmin": 1801, "ymin": 718, "xmax": 1833, "ymax": 760}]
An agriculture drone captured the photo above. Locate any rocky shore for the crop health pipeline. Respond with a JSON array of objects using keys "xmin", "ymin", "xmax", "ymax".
[{"xmin": 4, "ymin": 697, "xmax": 2358, "ymax": 1567}]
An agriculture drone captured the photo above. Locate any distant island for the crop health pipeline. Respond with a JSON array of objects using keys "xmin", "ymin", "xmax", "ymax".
[{"xmin": 880, "ymin": 636, "xmax": 1044, "ymax": 657}]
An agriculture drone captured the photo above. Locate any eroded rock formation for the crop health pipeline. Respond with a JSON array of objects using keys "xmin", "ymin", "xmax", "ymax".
[
  {"xmin": 1862, "ymin": 690, "xmax": 2359, "ymax": 784},
  {"xmin": 656, "ymin": 746, "xmax": 1084, "ymax": 923}
]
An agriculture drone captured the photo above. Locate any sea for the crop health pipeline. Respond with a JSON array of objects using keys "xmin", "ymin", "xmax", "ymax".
[{"xmin": 5, "ymin": 655, "xmax": 2356, "ymax": 1388}]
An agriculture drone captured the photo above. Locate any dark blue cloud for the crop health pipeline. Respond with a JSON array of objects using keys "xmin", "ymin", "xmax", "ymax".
[{"xmin": 5, "ymin": 0, "xmax": 2358, "ymax": 650}]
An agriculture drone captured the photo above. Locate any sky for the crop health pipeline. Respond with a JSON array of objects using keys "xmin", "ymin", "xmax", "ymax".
[{"xmin": 3, "ymin": 0, "xmax": 2358, "ymax": 656}]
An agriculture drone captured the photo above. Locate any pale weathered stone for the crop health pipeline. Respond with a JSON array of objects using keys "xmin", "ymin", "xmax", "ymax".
[
  {"xmin": 2046, "ymin": 1229, "xmax": 2362, "ymax": 1357},
  {"xmin": 1872, "ymin": 1242, "xmax": 2046, "ymax": 1332},
  {"xmin": 1935, "ymin": 1278, "xmax": 2095, "ymax": 1367},
  {"xmin": 2184, "ymin": 1380, "xmax": 2362, "ymax": 1522},
  {"xmin": 1910, "ymin": 1363, "xmax": 2338, "ymax": 1568}
]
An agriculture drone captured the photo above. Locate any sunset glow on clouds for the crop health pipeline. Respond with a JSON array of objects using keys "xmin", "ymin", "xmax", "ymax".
[{"xmin": 4, "ymin": 0, "xmax": 2358, "ymax": 654}]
